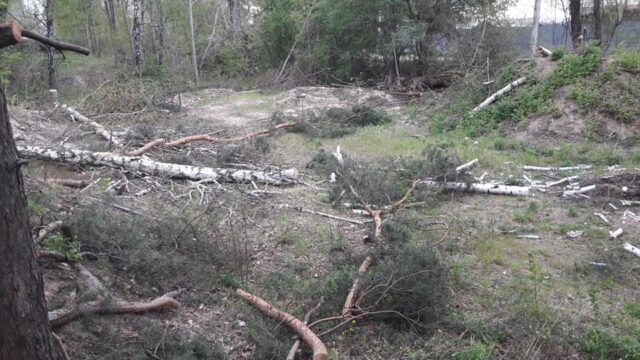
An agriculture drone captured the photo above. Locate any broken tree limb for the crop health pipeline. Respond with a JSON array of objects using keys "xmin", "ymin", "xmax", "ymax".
[
  {"xmin": 563, "ymin": 184, "xmax": 596, "ymax": 198},
  {"xmin": 18, "ymin": 145, "xmax": 298, "ymax": 185},
  {"xmin": 524, "ymin": 165, "xmax": 591, "ymax": 172},
  {"xmin": 545, "ymin": 176, "xmax": 580, "ymax": 187},
  {"xmin": 342, "ymin": 256, "xmax": 373, "ymax": 319},
  {"xmin": 471, "ymin": 77, "xmax": 527, "ymax": 113},
  {"xmin": 33, "ymin": 220, "xmax": 64, "ymax": 244},
  {"xmin": 293, "ymin": 207, "xmax": 368, "ymax": 225},
  {"xmin": 456, "ymin": 158, "xmax": 478, "ymax": 174},
  {"xmin": 126, "ymin": 123, "xmax": 295, "ymax": 157},
  {"xmin": 538, "ymin": 45, "xmax": 553, "ymax": 57},
  {"xmin": 286, "ymin": 297, "xmax": 325, "ymax": 360},
  {"xmin": 236, "ymin": 289, "xmax": 328, "ymax": 360},
  {"xmin": 623, "ymin": 242, "xmax": 640, "ymax": 258},
  {"xmin": 609, "ymin": 228, "xmax": 623, "ymax": 239},
  {"xmin": 0, "ymin": 22, "xmax": 90, "ymax": 55},
  {"xmin": 44, "ymin": 178, "xmax": 90, "ymax": 188},
  {"xmin": 59, "ymin": 104, "xmax": 122, "ymax": 147},
  {"xmin": 422, "ymin": 181, "xmax": 530, "ymax": 196},
  {"xmin": 48, "ymin": 290, "xmax": 181, "ymax": 328}
]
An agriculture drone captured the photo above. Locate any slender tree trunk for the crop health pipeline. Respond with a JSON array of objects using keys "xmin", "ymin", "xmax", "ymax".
[
  {"xmin": 570, "ymin": 0, "xmax": 582, "ymax": 49},
  {"xmin": 45, "ymin": 0, "xmax": 56, "ymax": 89},
  {"xmin": 132, "ymin": 0, "xmax": 144, "ymax": 75},
  {"xmin": 227, "ymin": 0, "xmax": 240, "ymax": 36},
  {"xmin": 594, "ymin": 0, "xmax": 602, "ymax": 44},
  {"xmin": 119, "ymin": 0, "xmax": 135, "ymax": 63},
  {"xmin": 188, "ymin": 0, "xmax": 199, "ymax": 84},
  {"xmin": 0, "ymin": 80, "xmax": 64, "ymax": 360},
  {"xmin": 530, "ymin": 0, "xmax": 542, "ymax": 56},
  {"xmin": 155, "ymin": 1, "xmax": 165, "ymax": 65},
  {"xmin": 104, "ymin": 0, "xmax": 123, "ymax": 64}
]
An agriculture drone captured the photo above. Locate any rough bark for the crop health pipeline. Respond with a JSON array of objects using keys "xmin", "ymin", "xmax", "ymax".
[
  {"xmin": 18, "ymin": 145, "xmax": 299, "ymax": 185},
  {"xmin": 570, "ymin": 0, "xmax": 582, "ymax": 49},
  {"xmin": 471, "ymin": 77, "xmax": 527, "ymax": 113},
  {"xmin": 530, "ymin": 0, "xmax": 542, "ymax": 56},
  {"xmin": 594, "ymin": 0, "xmax": 602, "ymax": 44},
  {"xmin": 236, "ymin": 289, "xmax": 328, "ymax": 360},
  {"xmin": 0, "ymin": 77, "xmax": 64, "ymax": 360}
]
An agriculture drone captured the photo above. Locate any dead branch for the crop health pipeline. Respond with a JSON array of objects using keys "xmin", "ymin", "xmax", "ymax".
[
  {"xmin": 524, "ymin": 165, "xmax": 591, "ymax": 172},
  {"xmin": 422, "ymin": 181, "xmax": 530, "ymax": 196},
  {"xmin": 286, "ymin": 297, "xmax": 325, "ymax": 360},
  {"xmin": 45, "ymin": 178, "xmax": 90, "ymax": 188},
  {"xmin": 538, "ymin": 45, "xmax": 552, "ymax": 57},
  {"xmin": 472, "ymin": 77, "xmax": 527, "ymax": 113},
  {"xmin": 18, "ymin": 145, "xmax": 298, "ymax": 185},
  {"xmin": 455, "ymin": 158, "xmax": 478, "ymax": 173},
  {"xmin": 563, "ymin": 184, "xmax": 596, "ymax": 198},
  {"xmin": 128, "ymin": 123, "xmax": 295, "ymax": 156},
  {"xmin": 33, "ymin": 220, "xmax": 64, "ymax": 244},
  {"xmin": 236, "ymin": 289, "xmax": 328, "ymax": 360},
  {"xmin": 623, "ymin": 242, "xmax": 640, "ymax": 258},
  {"xmin": 59, "ymin": 104, "xmax": 122, "ymax": 147},
  {"xmin": 342, "ymin": 256, "xmax": 373, "ymax": 318}
]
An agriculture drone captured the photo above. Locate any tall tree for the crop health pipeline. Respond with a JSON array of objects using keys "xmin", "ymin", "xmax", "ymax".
[
  {"xmin": 132, "ymin": 0, "xmax": 144, "ymax": 74},
  {"xmin": 570, "ymin": 0, "xmax": 582, "ymax": 49},
  {"xmin": 0, "ymin": 24, "xmax": 65, "ymax": 360},
  {"xmin": 594, "ymin": 0, "xmax": 602, "ymax": 43},
  {"xmin": 188, "ymin": 0, "xmax": 199, "ymax": 84},
  {"xmin": 530, "ymin": 0, "xmax": 542, "ymax": 56},
  {"xmin": 227, "ymin": 0, "xmax": 240, "ymax": 36},
  {"xmin": 45, "ymin": 0, "xmax": 56, "ymax": 89}
]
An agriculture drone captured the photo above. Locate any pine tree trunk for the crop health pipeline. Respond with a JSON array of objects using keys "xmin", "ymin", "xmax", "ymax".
[
  {"xmin": 0, "ymin": 80, "xmax": 64, "ymax": 360},
  {"xmin": 570, "ymin": 0, "xmax": 582, "ymax": 49},
  {"xmin": 132, "ymin": 0, "xmax": 145, "ymax": 75}
]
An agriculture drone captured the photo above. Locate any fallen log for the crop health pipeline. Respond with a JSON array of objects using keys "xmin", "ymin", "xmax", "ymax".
[
  {"xmin": 423, "ymin": 181, "xmax": 530, "ymax": 196},
  {"xmin": 342, "ymin": 256, "xmax": 373, "ymax": 318},
  {"xmin": 623, "ymin": 242, "xmax": 640, "ymax": 258},
  {"xmin": 286, "ymin": 297, "xmax": 325, "ymax": 360},
  {"xmin": 45, "ymin": 178, "xmax": 90, "ymax": 188},
  {"xmin": 563, "ymin": 184, "xmax": 596, "ymax": 198},
  {"xmin": 236, "ymin": 289, "xmax": 328, "ymax": 360},
  {"xmin": 538, "ymin": 45, "xmax": 552, "ymax": 57},
  {"xmin": 471, "ymin": 77, "xmax": 527, "ymax": 113},
  {"xmin": 33, "ymin": 220, "xmax": 64, "ymax": 244},
  {"xmin": 456, "ymin": 158, "xmax": 478, "ymax": 174},
  {"xmin": 609, "ymin": 228, "xmax": 623, "ymax": 239},
  {"xmin": 49, "ymin": 290, "xmax": 181, "ymax": 328},
  {"xmin": 18, "ymin": 145, "xmax": 298, "ymax": 185},
  {"xmin": 59, "ymin": 104, "xmax": 122, "ymax": 147},
  {"xmin": 524, "ymin": 165, "xmax": 591, "ymax": 172},
  {"xmin": 128, "ymin": 123, "xmax": 295, "ymax": 156}
]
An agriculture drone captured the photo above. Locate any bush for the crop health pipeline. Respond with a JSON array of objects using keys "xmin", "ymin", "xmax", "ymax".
[
  {"xmin": 579, "ymin": 327, "xmax": 640, "ymax": 359},
  {"xmin": 287, "ymin": 105, "xmax": 391, "ymax": 138},
  {"xmin": 614, "ymin": 48, "xmax": 640, "ymax": 73},
  {"xmin": 551, "ymin": 48, "xmax": 565, "ymax": 61}
]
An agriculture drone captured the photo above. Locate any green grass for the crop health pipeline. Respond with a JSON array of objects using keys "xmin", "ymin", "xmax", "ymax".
[{"xmin": 614, "ymin": 47, "xmax": 640, "ymax": 73}]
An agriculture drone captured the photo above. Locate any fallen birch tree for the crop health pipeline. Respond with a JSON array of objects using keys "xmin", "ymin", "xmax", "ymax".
[
  {"xmin": 18, "ymin": 145, "xmax": 298, "ymax": 185},
  {"xmin": 472, "ymin": 77, "xmax": 527, "ymax": 113},
  {"xmin": 59, "ymin": 104, "xmax": 122, "ymax": 147},
  {"xmin": 524, "ymin": 165, "xmax": 591, "ymax": 172},
  {"xmin": 422, "ymin": 181, "xmax": 530, "ymax": 196},
  {"xmin": 623, "ymin": 242, "xmax": 640, "ymax": 258}
]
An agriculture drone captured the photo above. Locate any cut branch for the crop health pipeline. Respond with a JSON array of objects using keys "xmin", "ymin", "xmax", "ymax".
[
  {"xmin": 49, "ymin": 290, "xmax": 181, "ymax": 328},
  {"xmin": 128, "ymin": 123, "xmax": 295, "ymax": 156},
  {"xmin": 286, "ymin": 297, "xmax": 325, "ymax": 360},
  {"xmin": 538, "ymin": 45, "xmax": 552, "ymax": 57},
  {"xmin": 0, "ymin": 22, "xmax": 90, "ymax": 55},
  {"xmin": 236, "ymin": 289, "xmax": 328, "ymax": 360},
  {"xmin": 44, "ymin": 178, "xmax": 90, "ymax": 188},
  {"xmin": 623, "ymin": 242, "xmax": 640, "ymax": 258},
  {"xmin": 342, "ymin": 256, "xmax": 373, "ymax": 318},
  {"xmin": 456, "ymin": 158, "xmax": 478, "ymax": 173},
  {"xmin": 471, "ymin": 77, "xmax": 527, "ymax": 113},
  {"xmin": 524, "ymin": 165, "xmax": 591, "ymax": 172},
  {"xmin": 33, "ymin": 220, "xmax": 64, "ymax": 244},
  {"xmin": 563, "ymin": 184, "xmax": 596, "ymax": 198},
  {"xmin": 59, "ymin": 104, "xmax": 122, "ymax": 147},
  {"xmin": 18, "ymin": 145, "xmax": 298, "ymax": 185}
]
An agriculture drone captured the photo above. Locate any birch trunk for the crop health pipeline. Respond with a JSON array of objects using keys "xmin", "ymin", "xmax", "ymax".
[
  {"xmin": 18, "ymin": 145, "xmax": 299, "ymax": 185},
  {"xmin": 132, "ymin": 0, "xmax": 144, "ymax": 75},
  {"xmin": 471, "ymin": 77, "xmax": 526, "ymax": 113},
  {"xmin": 188, "ymin": 0, "xmax": 199, "ymax": 84},
  {"xmin": 530, "ymin": 0, "xmax": 542, "ymax": 56}
]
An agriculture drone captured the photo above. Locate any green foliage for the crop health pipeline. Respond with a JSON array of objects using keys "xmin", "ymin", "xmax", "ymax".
[
  {"xmin": 567, "ymin": 83, "xmax": 599, "ymax": 110},
  {"xmin": 453, "ymin": 340, "xmax": 494, "ymax": 360},
  {"xmin": 288, "ymin": 105, "xmax": 391, "ymax": 138},
  {"xmin": 614, "ymin": 48, "xmax": 640, "ymax": 73},
  {"xmin": 41, "ymin": 233, "xmax": 82, "ymax": 261},
  {"xmin": 551, "ymin": 48, "xmax": 565, "ymax": 61},
  {"xmin": 579, "ymin": 327, "xmax": 640, "ymax": 360},
  {"xmin": 625, "ymin": 301, "xmax": 640, "ymax": 319},
  {"xmin": 382, "ymin": 218, "xmax": 412, "ymax": 244}
]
